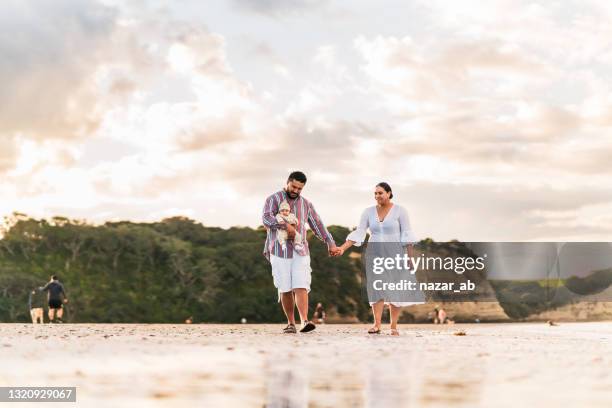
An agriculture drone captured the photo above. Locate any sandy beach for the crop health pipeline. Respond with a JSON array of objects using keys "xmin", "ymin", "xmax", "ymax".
[{"xmin": 1, "ymin": 322, "xmax": 611, "ymax": 407}]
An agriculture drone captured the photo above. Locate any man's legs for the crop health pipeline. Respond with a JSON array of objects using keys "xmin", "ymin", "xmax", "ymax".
[
  {"xmin": 280, "ymin": 291, "xmax": 296, "ymax": 325},
  {"xmin": 293, "ymin": 288, "xmax": 308, "ymax": 325},
  {"xmin": 272, "ymin": 255, "xmax": 295, "ymax": 328},
  {"xmin": 271, "ymin": 254, "xmax": 313, "ymax": 332},
  {"xmin": 291, "ymin": 255, "xmax": 315, "ymax": 332},
  {"xmin": 32, "ymin": 308, "xmax": 43, "ymax": 324},
  {"xmin": 48, "ymin": 308, "xmax": 56, "ymax": 322},
  {"xmin": 56, "ymin": 307, "xmax": 64, "ymax": 321}
]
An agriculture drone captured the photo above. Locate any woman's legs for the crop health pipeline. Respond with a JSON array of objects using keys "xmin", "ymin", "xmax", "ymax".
[
  {"xmin": 371, "ymin": 300, "xmax": 384, "ymax": 329},
  {"xmin": 370, "ymin": 301, "xmax": 402, "ymax": 334},
  {"xmin": 389, "ymin": 305, "xmax": 401, "ymax": 335}
]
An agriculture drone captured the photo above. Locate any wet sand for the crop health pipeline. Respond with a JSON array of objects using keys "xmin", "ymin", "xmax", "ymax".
[{"xmin": 1, "ymin": 322, "xmax": 611, "ymax": 407}]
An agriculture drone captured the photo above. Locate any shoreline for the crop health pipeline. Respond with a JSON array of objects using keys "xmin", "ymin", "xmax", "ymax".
[
  {"xmin": 2, "ymin": 322, "xmax": 611, "ymax": 407},
  {"xmin": 5, "ymin": 319, "xmax": 612, "ymax": 325}
]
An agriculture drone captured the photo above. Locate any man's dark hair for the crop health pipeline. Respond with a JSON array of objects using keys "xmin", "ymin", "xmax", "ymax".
[
  {"xmin": 51, "ymin": 275, "xmax": 58, "ymax": 280},
  {"xmin": 288, "ymin": 171, "xmax": 307, "ymax": 184},
  {"xmin": 376, "ymin": 182, "xmax": 394, "ymax": 199}
]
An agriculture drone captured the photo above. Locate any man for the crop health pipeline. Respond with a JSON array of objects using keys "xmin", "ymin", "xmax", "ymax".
[
  {"xmin": 40, "ymin": 275, "xmax": 68, "ymax": 323},
  {"xmin": 28, "ymin": 288, "xmax": 46, "ymax": 324},
  {"xmin": 262, "ymin": 171, "xmax": 340, "ymax": 334}
]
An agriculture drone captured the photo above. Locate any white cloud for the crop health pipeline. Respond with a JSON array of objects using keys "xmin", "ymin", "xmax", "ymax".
[
  {"xmin": 231, "ymin": 0, "xmax": 328, "ymax": 16},
  {"xmin": 2, "ymin": 0, "xmax": 612, "ymax": 241},
  {"xmin": 0, "ymin": 0, "xmax": 118, "ymax": 141}
]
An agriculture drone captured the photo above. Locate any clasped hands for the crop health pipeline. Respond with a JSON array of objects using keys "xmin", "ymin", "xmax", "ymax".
[
  {"xmin": 329, "ymin": 246, "xmax": 344, "ymax": 257},
  {"xmin": 284, "ymin": 223, "xmax": 344, "ymax": 257}
]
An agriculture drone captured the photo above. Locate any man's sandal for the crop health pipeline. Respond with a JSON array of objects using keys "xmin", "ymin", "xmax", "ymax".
[
  {"xmin": 283, "ymin": 324, "xmax": 297, "ymax": 334},
  {"xmin": 300, "ymin": 321, "xmax": 316, "ymax": 333},
  {"xmin": 390, "ymin": 328, "xmax": 400, "ymax": 336},
  {"xmin": 368, "ymin": 327, "xmax": 381, "ymax": 334}
]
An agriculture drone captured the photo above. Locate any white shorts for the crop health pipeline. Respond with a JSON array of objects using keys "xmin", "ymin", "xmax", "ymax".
[{"xmin": 270, "ymin": 254, "xmax": 312, "ymax": 301}]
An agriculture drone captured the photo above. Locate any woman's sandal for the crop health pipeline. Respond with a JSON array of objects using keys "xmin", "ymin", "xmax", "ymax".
[
  {"xmin": 390, "ymin": 328, "xmax": 400, "ymax": 336},
  {"xmin": 368, "ymin": 327, "xmax": 381, "ymax": 334}
]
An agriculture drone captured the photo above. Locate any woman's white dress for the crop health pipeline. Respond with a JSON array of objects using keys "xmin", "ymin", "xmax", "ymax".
[{"xmin": 346, "ymin": 204, "xmax": 425, "ymax": 306}]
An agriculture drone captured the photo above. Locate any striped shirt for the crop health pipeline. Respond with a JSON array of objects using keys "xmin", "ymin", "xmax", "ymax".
[{"xmin": 262, "ymin": 190, "xmax": 335, "ymax": 260}]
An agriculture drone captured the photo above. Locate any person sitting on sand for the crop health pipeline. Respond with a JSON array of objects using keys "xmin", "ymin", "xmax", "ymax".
[
  {"xmin": 438, "ymin": 308, "xmax": 447, "ymax": 324},
  {"xmin": 313, "ymin": 302, "xmax": 326, "ymax": 324},
  {"xmin": 40, "ymin": 275, "xmax": 68, "ymax": 323},
  {"xmin": 28, "ymin": 288, "xmax": 46, "ymax": 324}
]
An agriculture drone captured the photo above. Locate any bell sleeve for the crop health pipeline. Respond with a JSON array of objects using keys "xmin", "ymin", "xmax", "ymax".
[
  {"xmin": 398, "ymin": 206, "xmax": 417, "ymax": 246},
  {"xmin": 346, "ymin": 208, "xmax": 369, "ymax": 247}
]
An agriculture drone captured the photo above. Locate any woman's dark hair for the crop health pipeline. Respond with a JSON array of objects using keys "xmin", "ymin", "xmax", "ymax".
[
  {"xmin": 288, "ymin": 171, "xmax": 307, "ymax": 184},
  {"xmin": 376, "ymin": 182, "xmax": 393, "ymax": 199}
]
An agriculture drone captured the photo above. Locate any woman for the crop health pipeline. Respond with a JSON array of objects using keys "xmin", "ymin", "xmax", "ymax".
[{"xmin": 335, "ymin": 182, "xmax": 423, "ymax": 335}]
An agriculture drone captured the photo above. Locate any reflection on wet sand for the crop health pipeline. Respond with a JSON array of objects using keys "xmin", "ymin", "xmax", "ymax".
[
  {"xmin": 265, "ymin": 361, "xmax": 309, "ymax": 408},
  {"xmin": 419, "ymin": 377, "xmax": 479, "ymax": 406},
  {"xmin": 1, "ymin": 323, "xmax": 610, "ymax": 407},
  {"xmin": 364, "ymin": 357, "xmax": 411, "ymax": 407},
  {"xmin": 265, "ymin": 346, "xmax": 484, "ymax": 407}
]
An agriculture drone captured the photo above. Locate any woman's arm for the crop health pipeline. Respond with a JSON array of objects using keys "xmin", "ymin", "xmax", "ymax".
[
  {"xmin": 336, "ymin": 239, "xmax": 355, "ymax": 255},
  {"xmin": 399, "ymin": 206, "xmax": 417, "ymax": 270},
  {"xmin": 335, "ymin": 209, "xmax": 369, "ymax": 256},
  {"xmin": 398, "ymin": 206, "xmax": 417, "ymax": 245}
]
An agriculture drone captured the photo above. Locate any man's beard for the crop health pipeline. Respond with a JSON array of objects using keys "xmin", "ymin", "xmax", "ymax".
[{"xmin": 285, "ymin": 190, "xmax": 299, "ymax": 199}]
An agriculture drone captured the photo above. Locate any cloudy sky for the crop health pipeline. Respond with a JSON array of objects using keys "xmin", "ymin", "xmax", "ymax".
[{"xmin": 2, "ymin": 0, "xmax": 612, "ymax": 241}]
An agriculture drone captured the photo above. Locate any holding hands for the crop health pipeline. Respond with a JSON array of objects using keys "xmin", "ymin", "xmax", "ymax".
[
  {"xmin": 329, "ymin": 243, "xmax": 349, "ymax": 257},
  {"xmin": 328, "ymin": 246, "xmax": 343, "ymax": 257}
]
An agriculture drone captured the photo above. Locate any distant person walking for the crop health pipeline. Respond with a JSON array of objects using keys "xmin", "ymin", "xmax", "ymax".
[
  {"xmin": 262, "ymin": 171, "xmax": 340, "ymax": 334},
  {"xmin": 28, "ymin": 288, "xmax": 46, "ymax": 324},
  {"xmin": 40, "ymin": 275, "xmax": 68, "ymax": 323}
]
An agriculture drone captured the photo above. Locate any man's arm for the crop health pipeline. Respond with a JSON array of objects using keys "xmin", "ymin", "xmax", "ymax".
[
  {"xmin": 262, "ymin": 194, "xmax": 286, "ymax": 231},
  {"xmin": 59, "ymin": 283, "xmax": 67, "ymax": 300},
  {"xmin": 307, "ymin": 202, "xmax": 337, "ymax": 251}
]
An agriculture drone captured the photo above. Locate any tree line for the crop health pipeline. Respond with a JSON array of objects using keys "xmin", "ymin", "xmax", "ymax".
[
  {"xmin": 0, "ymin": 214, "xmax": 370, "ymax": 323},
  {"xmin": 4, "ymin": 213, "xmax": 606, "ymax": 323}
]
